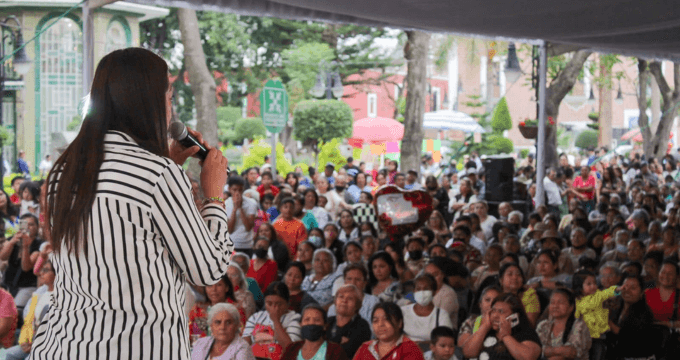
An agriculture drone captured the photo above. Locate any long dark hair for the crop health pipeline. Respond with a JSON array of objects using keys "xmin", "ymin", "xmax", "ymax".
[
  {"xmin": 217, "ymin": 275, "xmax": 237, "ymax": 303},
  {"xmin": 47, "ymin": 48, "xmax": 169, "ymax": 256},
  {"xmin": 551, "ymin": 288, "xmax": 576, "ymax": 344},
  {"xmin": 367, "ymin": 251, "xmax": 398, "ymax": 291},
  {"xmin": 572, "ymin": 269, "xmax": 596, "ymax": 298},
  {"xmin": 0, "ymin": 189, "xmax": 19, "ymax": 219}
]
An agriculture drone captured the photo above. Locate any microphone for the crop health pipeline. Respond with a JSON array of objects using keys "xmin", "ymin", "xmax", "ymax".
[{"xmin": 169, "ymin": 122, "xmax": 209, "ymax": 161}]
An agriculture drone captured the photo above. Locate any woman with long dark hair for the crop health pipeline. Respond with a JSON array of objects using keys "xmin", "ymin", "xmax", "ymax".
[
  {"xmin": 536, "ymin": 288, "xmax": 591, "ymax": 360},
  {"xmin": 462, "ymin": 292, "xmax": 541, "ymax": 360},
  {"xmin": 32, "ymin": 48, "xmax": 231, "ymax": 360}
]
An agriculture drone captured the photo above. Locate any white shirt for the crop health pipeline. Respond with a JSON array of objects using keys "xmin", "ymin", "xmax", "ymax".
[
  {"xmin": 479, "ymin": 215, "xmax": 497, "ymax": 240},
  {"xmin": 401, "ymin": 304, "xmax": 453, "ymax": 342},
  {"xmin": 543, "ymin": 177, "xmax": 563, "ymax": 206},
  {"xmin": 328, "ymin": 293, "xmax": 380, "ymax": 326},
  {"xmin": 242, "ymin": 310, "xmax": 301, "ymax": 344},
  {"xmin": 38, "ymin": 159, "xmax": 53, "ymax": 173},
  {"xmin": 225, "ymin": 196, "xmax": 258, "ymax": 249},
  {"xmin": 31, "ymin": 131, "xmax": 233, "ymax": 360}
]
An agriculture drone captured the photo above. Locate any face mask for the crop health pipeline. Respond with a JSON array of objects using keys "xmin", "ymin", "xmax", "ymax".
[
  {"xmin": 254, "ymin": 248, "xmax": 268, "ymax": 259},
  {"xmin": 308, "ymin": 236, "xmax": 323, "ymax": 248},
  {"xmin": 335, "ymin": 186, "xmax": 346, "ymax": 192},
  {"xmin": 414, "ymin": 290, "xmax": 434, "ymax": 306},
  {"xmin": 616, "ymin": 244, "xmax": 628, "ymax": 254},
  {"xmin": 301, "ymin": 324, "xmax": 325, "ymax": 342},
  {"xmin": 408, "ymin": 250, "xmax": 423, "ymax": 261},
  {"xmin": 427, "ymin": 185, "xmax": 437, "ymax": 191},
  {"xmin": 362, "ymin": 231, "xmax": 373, "ymax": 237}
]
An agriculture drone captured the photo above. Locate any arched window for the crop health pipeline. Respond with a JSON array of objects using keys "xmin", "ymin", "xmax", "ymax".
[
  {"xmin": 105, "ymin": 17, "xmax": 131, "ymax": 54},
  {"xmin": 36, "ymin": 14, "xmax": 82, "ymax": 162}
]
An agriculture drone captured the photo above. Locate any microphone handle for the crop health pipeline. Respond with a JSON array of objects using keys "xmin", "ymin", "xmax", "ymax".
[{"xmin": 178, "ymin": 134, "xmax": 208, "ymax": 161}]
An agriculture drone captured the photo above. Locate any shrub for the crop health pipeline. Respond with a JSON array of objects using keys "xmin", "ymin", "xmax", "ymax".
[
  {"xmin": 491, "ymin": 97, "xmax": 512, "ymax": 133},
  {"xmin": 575, "ymin": 130, "xmax": 599, "ymax": 149}
]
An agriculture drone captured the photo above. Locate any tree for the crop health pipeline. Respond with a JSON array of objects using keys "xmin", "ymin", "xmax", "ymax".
[
  {"xmin": 489, "ymin": 135, "xmax": 514, "ymax": 153},
  {"xmin": 292, "ymin": 100, "xmax": 353, "ymax": 165},
  {"xmin": 491, "ymin": 97, "xmax": 512, "ymax": 133},
  {"xmin": 216, "ymin": 106, "xmax": 242, "ymax": 143},
  {"xmin": 542, "ymin": 49, "xmax": 593, "ymax": 166},
  {"xmin": 281, "ymin": 42, "xmax": 336, "ymax": 111},
  {"xmin": 638, "ymin": 60, "xmax": 680, "ymax": 159},
  {"xmin": 575, "ymin": 130, "xmax": 599, "ymax": 149},
  {"xmin": 401, "ymin": 31, "xmax": 430, "ymax": 172},
  {"xmin": 177, "ymin": 8, "xmax": 218, "ymax": 177},
  {"xmin": 235, "ymin": 118, "xmax": 266, "ymax": 142}
]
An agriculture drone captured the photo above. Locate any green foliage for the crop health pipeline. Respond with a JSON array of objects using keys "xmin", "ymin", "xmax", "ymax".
[
  {"xmin": 557, "ymin": 127, "xmax": 572, "ymax": 149},
  {"xmin": 588, "ymin": 112, "xmax": 600, "ymax": 121},
  {"xmin": 66, "ymin": 115, "xmax": 82, "ymax": 131},
  {"xmin": 587, "ymin": 123, "xmax": 599, "ymax": 130},
  {"xmin": 240, "ymin": 139, "xmax": 294, "ymax": 175},
  {"xmin": 489, "ymin": 135, "xmax": 514, "ymax": 154},
  {"xmin": 235, "ymin": 118, "xmax": 266, "ymax": 142},
  {"xmin": 317, "ymin": 139, "xmax": 347, "ymax": 169},
  {"xmin": 519, "ymin": 149, "xmax": 529, "ymax": 158},
  {"xmin": 491, "ymin": 97, "xmax": 512, "ymax": 133},
  {"xmin": 396, "ymin": 97, "xmax": 406, "ymax": 123},
  {"xmin": 575, "ymin": 130, "xmax": 599, "ymax": 149},
  {"xmin": 217, "ymin": 106, "xmax": 243, "ymax": 143},
  {"xmin": 464, "ymin": 94, "xmax": 493, "ymax": 155},
  {"xmin": 0, "ymin": 126, "xmax": 12, "ymax": 146},
  {"xmin": 293, "ymin": 100, "xmax": 353, "ymax": 155},
  {"xmin": 282, "ymin": 42, "xmax": 336, "ymax": 110}
]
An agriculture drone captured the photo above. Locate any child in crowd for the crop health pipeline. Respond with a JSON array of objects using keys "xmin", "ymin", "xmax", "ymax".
[
  {"xmin": 573, "ymin": 269, "xmax": 620, "ymax": 359},
  {"xmin": 424, "ymin": 326, "xmax": 459, "ymax": 360}
]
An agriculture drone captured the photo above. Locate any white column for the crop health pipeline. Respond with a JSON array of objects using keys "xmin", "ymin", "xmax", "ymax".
[
  {"xmin": 536, "ymin": 41, "xmax": 548, "ymax": 206},
  {"xmin": 448, "ymin": 41, "xmax": 459, "ymax": 110},
  {"xmin": 480, "ymin": 56, "xmax": 488, "ymax": 100}
]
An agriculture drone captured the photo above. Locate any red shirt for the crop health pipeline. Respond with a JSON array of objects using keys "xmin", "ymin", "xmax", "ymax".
[
  {"xmin": 353, "ymin": 336, "xmax": 424, "ymax": 360},
  {"xmin": 9, "ymin": 193, "xmax": 20, "ymax": 205},
  {"xmin": 0, "ymin": 288, "xmax": 17, "ymax": 348},
  {"xmin": 247, "ymin": 259, "xmax": 278, "ymax": 291},
  {"xmin": 273, "ymin": 218, "xmax": 307, "ymax": 259},
  {"xmin": 645, "ymin": 287, "xmax": 679, "ymax": 322},
  {"xmin": 573, "ymin": 174, "xmax": 596, "ymax": 200},
  {"xmin": 257, "ymin": 184, "xmax": 280, "ymax": 200}
]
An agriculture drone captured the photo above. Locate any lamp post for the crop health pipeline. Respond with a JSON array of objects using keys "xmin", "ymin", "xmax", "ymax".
[
  {"xmin": 309, "ymin": 61, "xmax": 344, "ymax": 99},
  {"xmin": 1, "ymin": 16, "xmax": 32, "ymax": 183}
]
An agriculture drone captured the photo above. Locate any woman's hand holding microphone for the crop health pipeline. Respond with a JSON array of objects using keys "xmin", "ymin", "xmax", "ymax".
[{"xmin": 168, "ymin": 123, "xmax": 228, "ymax": 204}]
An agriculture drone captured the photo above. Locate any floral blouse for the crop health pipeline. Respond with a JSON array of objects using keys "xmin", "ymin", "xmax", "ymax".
[
  {"xmin": 536, "ymin": 317, "xmax": 592, "ymax": 360},
  {"xmin": 301, "ymin": 273, "xmax": 338, "ymax": 307}
]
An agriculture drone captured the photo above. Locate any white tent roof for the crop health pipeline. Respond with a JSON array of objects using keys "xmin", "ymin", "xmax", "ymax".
[
  {"xmin": 131, "ymin": 0, "xmax": 680, "ymax": 61},
  {"xmin": 423, "ymin": 110, "xmax": 486, "ymax": 133}
]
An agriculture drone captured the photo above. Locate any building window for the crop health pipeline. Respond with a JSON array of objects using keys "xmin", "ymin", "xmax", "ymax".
[
  {"xmin": 431, "ymin": 87, "xmax": 441, "ymax": 111},
  {"xmin": 106, "ymin": 17, "xmax": 131, "ymax": 54},
  {"xmin": 38, "ymin": 16, "xmax": 82, "ymax": 161},
  {"xmin": 367, "ymin": 93, "xmax": 377, "ymax": 118}
]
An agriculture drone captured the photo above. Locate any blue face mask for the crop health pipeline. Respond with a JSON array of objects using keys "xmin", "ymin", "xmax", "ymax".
[
  {"xmin": 308, "ymin": 236, "xmax": 323, "ymax": 248},
  {"xmin": 616, "ymin": 244, "xmax": 628, "ymax": 254}
]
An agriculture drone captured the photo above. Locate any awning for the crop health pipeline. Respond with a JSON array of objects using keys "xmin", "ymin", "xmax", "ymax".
[
  {"xmin": 423, "ymin": 110, "xmax": 486, "ymax": 133},
  {"xmin": 131, "ymin": 0, "xmax": 680, "ymax": 61}
]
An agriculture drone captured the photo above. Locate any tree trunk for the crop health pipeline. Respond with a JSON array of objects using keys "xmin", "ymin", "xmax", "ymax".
[
  {"xmin": 544, "ymin": 50, "xmax": 592, "ymax": 167},
  {"xmin": 401, "ymin": 31, "xmax": 430, "ymax": 173},
  {"xmin": 177, "ymin": 8, "xmax": 218, "ymax": 179},
  {"xmin": 646, "ymin": 61, "xmax": 680, "ymax": 159},
  {"xmin": 638, "ymin": 59, "xmax": 652, "ymax": 156},
  {"xmin": 599, "ymin": 56, "xmax": 613, "ymax": 149}
]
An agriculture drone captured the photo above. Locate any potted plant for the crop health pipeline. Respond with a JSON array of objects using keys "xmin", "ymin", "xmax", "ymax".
[{"xmin": 518, "ymin": 117, "xmax": 555, "ymax": 139}]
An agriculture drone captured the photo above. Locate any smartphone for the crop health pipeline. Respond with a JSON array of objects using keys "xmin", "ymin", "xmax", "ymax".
[
  {"xmin": 19, "ymin": 219, "xmax": 28, "ymax": 232},
  {"xmin": 506, "ymin": 313, "xmax": 520, "ymax": 328}
]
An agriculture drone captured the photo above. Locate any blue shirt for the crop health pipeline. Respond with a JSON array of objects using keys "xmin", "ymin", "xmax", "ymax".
[{"xmin": 17, "ymin": 158, "xmax": 29, "ymax": 175}]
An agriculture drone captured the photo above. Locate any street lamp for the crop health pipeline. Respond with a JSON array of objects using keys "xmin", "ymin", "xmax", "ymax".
[
  {"xmin": 504, "ymin": 42, "xmax": 522, "ymax": 84},
  {"xmin": 309, "ymin": 61, "xmax": 344, "ymax": 99},
  {"xmin": 1, "ymin": 16, "xmax": 32, "ymax": 182}
]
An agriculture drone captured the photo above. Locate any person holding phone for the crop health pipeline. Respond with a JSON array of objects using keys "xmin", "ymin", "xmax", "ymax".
[
  {"xmin": 0, "ymin": 214, "xmax": 44, "ymax": 308},
  {"xmin": 462, "ymin": 293, "xmax": 541, "ymax": 360}
]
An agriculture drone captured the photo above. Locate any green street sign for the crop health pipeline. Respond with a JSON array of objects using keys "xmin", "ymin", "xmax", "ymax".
[{"xmin": 260, "ymin": 79, "xmax": 288, "ymax": 134}]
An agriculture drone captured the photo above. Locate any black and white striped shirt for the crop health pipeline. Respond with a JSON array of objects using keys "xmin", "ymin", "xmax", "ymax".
[{"xmin": 30, "ymin": 131, "xmax": 233, "ymax": 360}]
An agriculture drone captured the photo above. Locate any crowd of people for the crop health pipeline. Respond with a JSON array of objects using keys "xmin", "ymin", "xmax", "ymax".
[
  {"xmin": 178, "ymin": 148, "xmax": 680, "ymax": 360},
  {"xmin": 4, "ymin": 142, "xmax": 680, "ymax": 360}
]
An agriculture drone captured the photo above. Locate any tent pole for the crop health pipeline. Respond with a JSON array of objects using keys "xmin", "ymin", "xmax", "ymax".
[{"xmin": 535, "ymin": 40, "xmax": 547, "ymax": 206}]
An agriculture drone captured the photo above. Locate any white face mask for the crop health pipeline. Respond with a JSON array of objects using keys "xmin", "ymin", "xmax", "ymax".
[
  {"xmin": 361, "ymin": 231, "xmax": 373, "ymax": 237},
  {"xmin": 414, "ymin": 290, "xmax": 434, "ymax": 306}
]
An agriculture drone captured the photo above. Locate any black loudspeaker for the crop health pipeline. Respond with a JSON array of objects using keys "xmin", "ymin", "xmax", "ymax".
[{"xmin": 483, "ymin": 156, "xmax": 515, "ymax": 202}]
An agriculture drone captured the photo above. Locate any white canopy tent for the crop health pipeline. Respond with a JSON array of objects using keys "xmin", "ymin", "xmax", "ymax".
[
  {"xmin": 423, "ymin": 110, "xmax": 486, "ymax": 133},
  {"xmin": 80, "ymin": 0, "xmax": 680, "ymax": 207}
]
